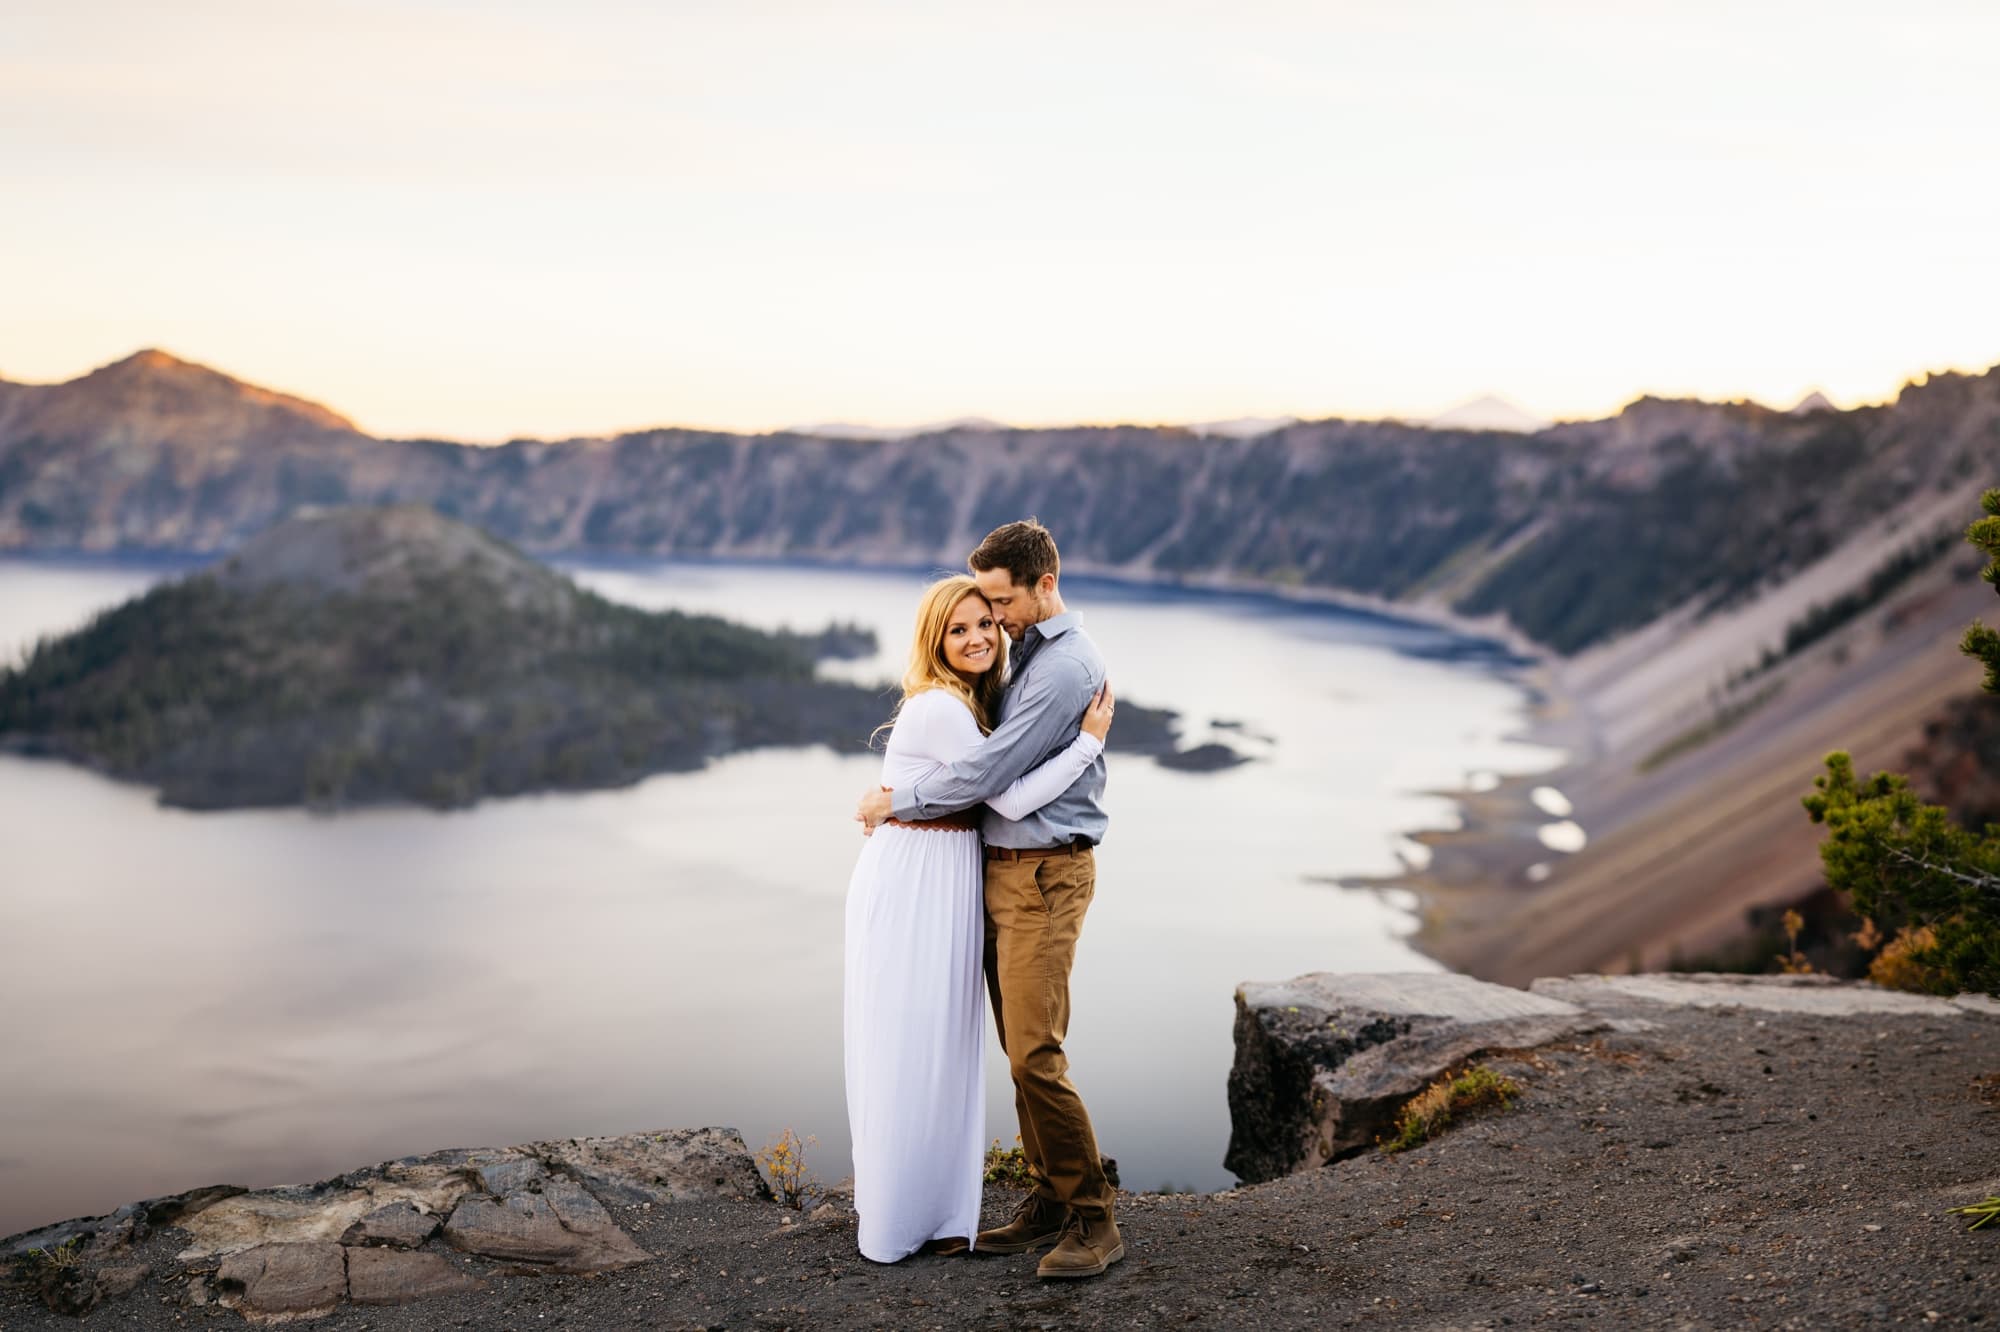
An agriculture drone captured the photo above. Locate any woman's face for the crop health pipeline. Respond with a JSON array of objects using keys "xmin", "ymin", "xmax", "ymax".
[{"xmin": 941, "ymin": 593, "xmax": 1000, "ymax": 678}]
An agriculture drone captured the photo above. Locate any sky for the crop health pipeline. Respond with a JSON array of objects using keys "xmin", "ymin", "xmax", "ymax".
[{"xmin": 4, "ymin": 0, "xmax": 1998, "ymax": 441}]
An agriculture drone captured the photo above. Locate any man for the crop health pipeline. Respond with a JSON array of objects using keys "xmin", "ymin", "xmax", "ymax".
[{"xmin": 855, "ymin": 518, "xmax": 1121, "ymax": 1280}]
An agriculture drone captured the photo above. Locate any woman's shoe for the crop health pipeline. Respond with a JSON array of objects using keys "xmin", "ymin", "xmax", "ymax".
[{"xmin": 975, "ymin": 1193, "xmax": 1069, "ymax": 1254}]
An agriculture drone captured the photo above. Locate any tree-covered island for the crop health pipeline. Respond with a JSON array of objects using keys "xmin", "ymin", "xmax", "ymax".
[{"xmin": 0, "ymin": 505, "xmax": 904, "ymax": 811}]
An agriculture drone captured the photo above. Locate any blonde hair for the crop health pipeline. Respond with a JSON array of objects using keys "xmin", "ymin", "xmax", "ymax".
[{"xmin": 878, "ymin": 575, "xmax": 1009, "ymax": 742}]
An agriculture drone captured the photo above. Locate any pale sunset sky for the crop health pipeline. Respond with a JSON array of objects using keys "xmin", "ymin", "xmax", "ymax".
[{"xmin": 4, "ymin": 0, "xmax": 1997, "ymax": 441}]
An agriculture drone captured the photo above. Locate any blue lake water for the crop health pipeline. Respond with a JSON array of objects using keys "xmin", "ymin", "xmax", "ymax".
[{"xmin": 0, "ymin": 556, "xmax": 1561, "ymax": 1236}]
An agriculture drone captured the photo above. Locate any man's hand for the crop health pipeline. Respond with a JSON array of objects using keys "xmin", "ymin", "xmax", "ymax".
[{"xmin": 856, "ymin": 785, "xmax": 894, "ymax": 834}]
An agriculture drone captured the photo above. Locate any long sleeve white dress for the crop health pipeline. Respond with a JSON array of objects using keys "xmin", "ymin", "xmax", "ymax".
[{"xmin": 843, "ymin": 687, "xmax": 1103, "ymax": 1263}]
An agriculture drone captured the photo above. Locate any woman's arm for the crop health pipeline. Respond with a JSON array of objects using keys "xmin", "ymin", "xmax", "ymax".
[
  {"xmin": 985, "ymin": 730, "xmax": 1104, "ymax": 820},
  {"xmin": 865, "ymin": 683, "xmax": 1113, "ymax": 826}
]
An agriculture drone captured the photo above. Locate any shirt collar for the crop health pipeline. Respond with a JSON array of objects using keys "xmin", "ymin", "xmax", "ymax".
[{"xmin": 1026, "ymin": 610, "xmax": 1081, "ymax": 643}]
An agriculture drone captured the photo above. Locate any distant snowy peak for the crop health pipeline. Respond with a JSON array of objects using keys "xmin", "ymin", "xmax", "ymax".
[
  {"xmin": 794, "ymin": 404, "xmax": 1560, "ymax": 439},
  {"xmin": 1427, "ymin": 395, "xmax": 1549, "ymax": 433},
  {"xmin": 796, "ymin": 414, "xmax": 1311, "ymax": 441},
  {"xmin": 1788, "ymin": 389, "xmax": 1837, "ymax": 415},
  {"xmin": 788, "ymin": 416, "xmax": 1010, "ymax": 441},
  {"xmin": 1186, "ymin": 416, "xmax": 1300, "ymax": 439}
]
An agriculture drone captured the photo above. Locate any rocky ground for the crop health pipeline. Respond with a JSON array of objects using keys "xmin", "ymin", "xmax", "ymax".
[{"xmin": 5, "ymin": 975, "xmax": 1996, "ymax": 1330}]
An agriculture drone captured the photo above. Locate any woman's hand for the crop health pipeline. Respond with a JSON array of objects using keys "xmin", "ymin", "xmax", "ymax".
[{"xmin": 1081, "ymin": 681, "xmax": 1115, "ymax": 742}]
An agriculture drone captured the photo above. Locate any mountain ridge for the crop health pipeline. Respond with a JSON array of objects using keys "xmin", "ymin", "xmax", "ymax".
[
  {"xmin": 0, "ymin": 347, "xmax": 1921, "ymax": 448},
  {"xmin": 2, "ymin": 349, "xmax": 1995, "ymax": 659},
  {"xmin": 0, "ymin": 348, "xmax": 361, "ymax": 440}
]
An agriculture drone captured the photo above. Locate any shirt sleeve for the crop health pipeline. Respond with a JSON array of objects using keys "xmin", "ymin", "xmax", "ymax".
[
  {"xmin": 984, "ymin": 732, "xmax": 1103, "ymax": 821},
  {"xmin": 892, "ymin": 651, "xmax": 1098, "ymax": 821}
]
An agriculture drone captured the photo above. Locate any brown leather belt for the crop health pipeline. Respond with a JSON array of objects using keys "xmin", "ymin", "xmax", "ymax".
[
  {"xmin": 985, "ymin": 837, "xmax": 1093, "ymax": 862},
  {"xmin": 883, "ymin": 813, "xmax": 982, "ymax": 832}
]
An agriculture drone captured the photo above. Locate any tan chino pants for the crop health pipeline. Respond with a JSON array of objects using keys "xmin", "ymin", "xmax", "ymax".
[{"xmin": 983, "ymin": 846, "xmax": 1114, "ymax": 1221}]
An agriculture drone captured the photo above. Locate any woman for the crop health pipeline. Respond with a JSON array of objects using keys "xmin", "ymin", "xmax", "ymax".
[{"xmin": 844, "ymin": 575, "xmax": 1113, "ymax": 1264}]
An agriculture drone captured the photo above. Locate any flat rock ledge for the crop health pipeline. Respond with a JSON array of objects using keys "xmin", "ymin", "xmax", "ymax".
[
  {"xmin": 1224, "ymin": 970, "xmax": 1998, "ymax": 1185},
  {"xmin": 0, "ymin": 1127, "xmax": 766, "ymax": 1322},
  {"xmin": 1225, "ymin": 971, "xmax": 1603, "ymax": 1183}
]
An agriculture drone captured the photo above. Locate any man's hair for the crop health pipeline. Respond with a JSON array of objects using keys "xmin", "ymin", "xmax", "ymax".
[{"xmin": 969, "ymin": 518, "xmax": 1060, "ymax": 589}]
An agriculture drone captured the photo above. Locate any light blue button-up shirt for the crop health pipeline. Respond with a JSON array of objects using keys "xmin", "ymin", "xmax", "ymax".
[{"xmin": 891, "ymin": 609, "xmax": 1109, "ymax": 850}]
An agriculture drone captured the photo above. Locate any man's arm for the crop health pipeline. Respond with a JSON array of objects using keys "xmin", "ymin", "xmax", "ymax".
[{"xmin": 889, "ymin": 654, "xmax": 1097, "ymax": 822}]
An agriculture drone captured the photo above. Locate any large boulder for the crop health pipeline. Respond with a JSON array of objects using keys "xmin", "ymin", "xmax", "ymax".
[
  {"xmin": 1225, "ymin": 971, "xmax": 1600, "ymax": 1183},
  {"xmin": 533, "ymin": 1128, "xmax": 772, "ymax": 1205},
  {"xmin": 338, "ymin": 1201, "xmax": 441, "ymax": 1249},
  {"xmin": 175, "ymin": 1157, "xmax": 482, "ymax": 1261},
  {"xmin": 441, "ymin": 1176, "xmax": 649, "ymax": 1273},
  {"xmin": 170, "ymin": 1130, "xmax": 764, "ymax": 1263},
  {"xmin": 213, "ymin": 1242, "xmax": 347, "ymax": 1323},
  {"xmin": 6, "ymin": 1127, "xmax": 766, "ymax": 1320}
]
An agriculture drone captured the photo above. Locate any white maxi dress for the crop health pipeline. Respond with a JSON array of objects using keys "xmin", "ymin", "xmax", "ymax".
[{"xmin": 843, "ymin": 687, "xmax": 1103, "ymax": 1263}]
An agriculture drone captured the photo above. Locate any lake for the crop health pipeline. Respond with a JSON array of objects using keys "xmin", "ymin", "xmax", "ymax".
[{"xmin": 0, "ymin": 555, "xmax": 1562, "ymax": 1236}]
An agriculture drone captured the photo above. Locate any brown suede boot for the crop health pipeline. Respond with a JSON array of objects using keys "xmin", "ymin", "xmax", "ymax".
[
  {"xmin": 1036, "ymin": 1211, "xmax": 1124, "ymax": 1279},
  {"xmin": 975, "ymin": 1193, "xmax": 1069, "ymax": 1254}
]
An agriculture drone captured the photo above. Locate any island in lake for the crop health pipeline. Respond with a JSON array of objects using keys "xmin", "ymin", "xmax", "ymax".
[
  {"xmin": 0, "ymin": 503, "xmax": 1221, "ymax": 811},
  {"xmin": 0, "ymin": 505, "xmax": 903, "ymax": 811}
]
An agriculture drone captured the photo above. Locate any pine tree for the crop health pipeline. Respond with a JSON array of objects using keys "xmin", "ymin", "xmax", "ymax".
[
  {"xmin": 1802, "ymin": 488, "xmax": 2000, "ymax": 995},
  {"xmin": 1963, "ymin": 487, "xmax": 2000, "ymax": 692}
]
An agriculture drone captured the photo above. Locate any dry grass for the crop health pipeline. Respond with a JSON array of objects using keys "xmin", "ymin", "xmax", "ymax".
[
  {"xmin": 1381, "ymin": 1065, "xmax": 1521, "ymax": 1154},
  {"xmin": 1868, "ymin": 924, "xmax": 1944, "ymax": 992},
  {"xmin": 756, "ymin": 1130, "xmax": 824, "ymax": 1211},
  {"xmin": 983, "ymin": 1137, "xmax": 1034, "ymax": 1189},
  {"xmin": 11, "ymin": 1237, "xmax": 85, "ymax": 1283},
  {"xmin": 1776, "ymin": 908, "xmax": 1815, "ymax": 974}
]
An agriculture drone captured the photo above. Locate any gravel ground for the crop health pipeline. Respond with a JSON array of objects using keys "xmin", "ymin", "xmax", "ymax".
[{"xmin": 5, "ymin": 1001, "xmax": 1996, "ymax": 1330}]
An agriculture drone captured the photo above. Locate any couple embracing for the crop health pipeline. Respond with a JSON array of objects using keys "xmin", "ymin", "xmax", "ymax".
[{"xmin": 845, "ymin": 518, "xmax": 1123, "ymax": 1279}]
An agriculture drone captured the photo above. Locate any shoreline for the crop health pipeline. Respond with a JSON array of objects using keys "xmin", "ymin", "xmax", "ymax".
[
  {"xmin": 0, "ymin": 543, "xmax": 1547, "ymax": 669},
  {"xmin": 550, "ymin": 548, "xmax": 1547, "ymax": 667},
  {"xmin": 1399, "ymin": 564, "xmax": 1998, "ymax": 983},
  {"xmin": 1348, "ymin": 744, "xmax": 1593, "ymax": 963}
]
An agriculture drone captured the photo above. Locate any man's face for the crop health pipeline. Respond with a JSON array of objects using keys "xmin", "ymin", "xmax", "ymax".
[{"xmin": 973, "ymin": 568, "xmax": 1047, "ymax": 642}]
